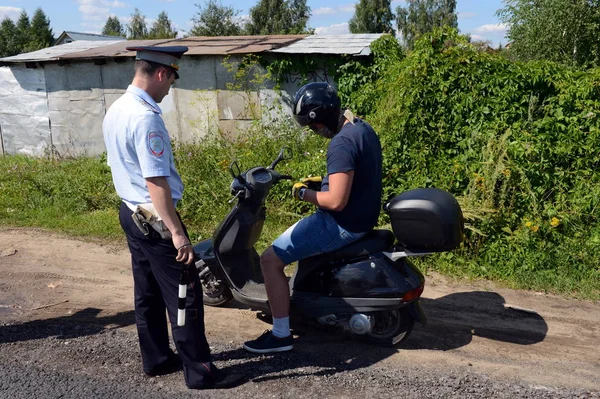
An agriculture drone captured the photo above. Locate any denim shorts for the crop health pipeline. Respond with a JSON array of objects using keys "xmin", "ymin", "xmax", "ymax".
[{"xmin": 272, "ymin": 209, "xmax": 367, "ymax": 265}]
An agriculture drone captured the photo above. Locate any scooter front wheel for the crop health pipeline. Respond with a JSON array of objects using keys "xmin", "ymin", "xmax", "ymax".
[
  {"xmin": 199, "ymin": 268, "xmax": 233, "ymax": 306},
  {"xmin": 365, "ymin": 308, "xmax": 414, "ymax": 346}
]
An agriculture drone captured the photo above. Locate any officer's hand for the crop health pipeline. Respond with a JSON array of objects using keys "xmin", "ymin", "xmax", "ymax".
[
  {"xmin": 173, "ymin": 234, "xmax": 194, "ymax": 265},
  {"xmin": 292, "ymin": 182, "xmax": 308, "ymax": 201}
]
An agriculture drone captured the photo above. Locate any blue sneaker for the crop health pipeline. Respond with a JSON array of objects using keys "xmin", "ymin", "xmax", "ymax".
[{"xmin": 243, "ymin": 330, "xmax": 294, "ymax": 353}]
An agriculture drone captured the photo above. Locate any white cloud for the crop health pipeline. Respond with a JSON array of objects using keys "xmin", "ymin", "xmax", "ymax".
[
  {"xmin": 75, "ymin": 1, "xmax": 109, "ymax": 22},
  {"xmin": 313, "ymin": 4, "xmax": 354, "ymax": 15},
  {"xmin": 469, "ymin": 34, "xmax": 486, "ymax": 42},
  {"xmin": 314, "ymin": 22, "xmax": 350, "ymax": 35},
  {"xmin": 472, "ymin": 23, "xmax": 508, "ymax": 34},
  {"xmin": 340, "ymin": 4, "xmax": 355, "ymax": 13},
  {"xmin": 105, "ymin": 1, "xmax": 127, "ymax": 8},
  {"xmin": 458, "ymin": 12, "xmax": 476, "ymax": 20},
  {"xmin": 467, "ymin": 24, "xmax": 509, "ymax": 47},
  {"xmin": 0, "ymin": 6, "xmax": 21, "ymax": 21},
  {"xmin": 75, "ymin": 0, "xmax": 133, "ymax": 31},
  {"xmin": 314, "ymin": 7, "xmax": 336, "ymax": 16}
]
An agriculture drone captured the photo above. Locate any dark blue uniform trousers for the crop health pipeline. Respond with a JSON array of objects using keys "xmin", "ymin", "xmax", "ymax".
[{"xmin": 119, "ymin": 202, "xmax": 213, "ymax": 387}]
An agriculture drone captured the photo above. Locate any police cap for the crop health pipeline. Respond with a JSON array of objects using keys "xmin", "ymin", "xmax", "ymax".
[{"xmin": 126, "ymin": 45, "xmax": 188, "ymax": 79}]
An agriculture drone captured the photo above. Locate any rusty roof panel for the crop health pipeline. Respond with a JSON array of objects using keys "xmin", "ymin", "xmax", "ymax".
[{"xmin": 58, "ymin": 35, "xmax": 308, "ymax": 60}]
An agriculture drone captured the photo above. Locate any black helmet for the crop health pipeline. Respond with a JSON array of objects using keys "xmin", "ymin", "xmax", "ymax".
[{"xmin": 292, "ymin": 82, "xmax": 341, "ymax": 136}]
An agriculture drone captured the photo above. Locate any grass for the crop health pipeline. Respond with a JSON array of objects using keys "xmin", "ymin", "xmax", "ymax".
[{"xmin": 0, "ymin": 142, "xmax": 598, "ymax": 301}]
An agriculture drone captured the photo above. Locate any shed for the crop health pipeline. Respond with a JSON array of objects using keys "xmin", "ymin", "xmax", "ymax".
[{"xmin": 0, "ymin": 34, "xmax": 384, "ymax": 157}]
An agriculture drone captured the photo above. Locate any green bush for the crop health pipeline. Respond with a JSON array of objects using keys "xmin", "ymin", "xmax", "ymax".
[{"xmin": 345, "ymin": 28, "xmax": 600, "ymax": 298}]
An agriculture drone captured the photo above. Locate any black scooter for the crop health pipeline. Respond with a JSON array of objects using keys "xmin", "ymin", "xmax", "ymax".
[{"xmin": 193, "ymin": 149, "xmax": 464, "ymax": 346}]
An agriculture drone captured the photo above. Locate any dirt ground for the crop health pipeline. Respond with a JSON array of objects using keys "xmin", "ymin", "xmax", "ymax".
[{"xmin": 0, "ymin": 227, "xmax": 599, "ymax": 394}]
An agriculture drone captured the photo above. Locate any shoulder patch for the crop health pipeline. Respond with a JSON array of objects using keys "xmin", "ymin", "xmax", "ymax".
[{"xmin": 148, "ymin": 132, "xmax": 166, "ymax": 157}]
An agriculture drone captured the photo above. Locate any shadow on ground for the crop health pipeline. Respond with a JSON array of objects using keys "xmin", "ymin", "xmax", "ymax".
[
  {"xmin": 0, "ymin": 308, "xmax": 135, "ymax": 344},
  {"xmin": 210, "ymin": 289, "xmax": 548, "ymax": 382}
]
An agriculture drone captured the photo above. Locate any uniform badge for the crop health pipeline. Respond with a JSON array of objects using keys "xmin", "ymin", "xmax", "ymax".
[{"xmin": 148, "ymin": 132, "xmax": 165, "ymax": 157}]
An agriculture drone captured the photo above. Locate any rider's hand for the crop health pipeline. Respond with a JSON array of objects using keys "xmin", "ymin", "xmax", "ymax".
[
  {"xmin": 301, "ymin": 176, "xmax": 323, "ymax": 184},
  {"xmin": 292, "ymin": 182, "xmax": 308, "ymax": 201},
  {"xmin": 301, "ymin": 176, "xmax": 322, "ymax": 191},
  {"xmin": 173, "ymin": 233, "xmax": 195, "ymax": 265}
]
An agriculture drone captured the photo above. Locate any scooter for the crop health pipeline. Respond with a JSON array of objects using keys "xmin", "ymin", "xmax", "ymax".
[{"xmin": 193, "ymin": 149, "xmax": 464, "ymax": 346}]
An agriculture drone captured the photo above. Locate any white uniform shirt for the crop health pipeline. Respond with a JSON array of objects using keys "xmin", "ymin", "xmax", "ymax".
[{"xmin": 103, "ymin": 85, "xmax": 183, "ymax": 206}]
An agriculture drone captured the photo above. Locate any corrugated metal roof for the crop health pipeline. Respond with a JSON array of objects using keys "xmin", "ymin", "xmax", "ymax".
[
  {"xmin": 59, "ymin": 35, "xmax": 308, "ymax": 60},
  {"xmin": 63, "ymin": 31, "xmax": 125, "ymax": 41},
  {"xmin": 270, "ymin": 34, "xmax": 385, "ymax": 55},
  {"xmin": 0, "ymin": 34, "xmax": 383, "ymax": 64},
  {"xmin": 0, "ymin": 39, "xmax": 126, "ymax": 63}
]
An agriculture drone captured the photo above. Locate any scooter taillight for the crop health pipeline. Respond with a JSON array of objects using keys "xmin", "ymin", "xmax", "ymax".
[{"xmin": 402, "ymin": 284, "xmax": 424, "ymax": 302}]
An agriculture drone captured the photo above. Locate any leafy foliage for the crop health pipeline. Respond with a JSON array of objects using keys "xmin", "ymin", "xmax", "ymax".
[
  {"xmin": 102, "ymin": 16, "xmax": 125, "ymax": 37},
  {"xmin": 29, "ymin": 8, "xmax": 53, "ymax": 50},
  {"xmin": 349, "ymin": 0, "xmax": 396, "ymax": 35},
  {"xmin": 127, "ymin": 8, "xmax": 148, "ymax": 40},
  {"xmin": 15, "ymin": 11, "xmax": 32, "ymax": 53},
  {"xmin": 336, "ymin": 34, "xmax": 404, "ymax": 116},
  {"xmin": 148, "ymin": 11, "xmax": 177, "ymax": 39},
  {"xmin": 396, "ymin": 0, "xmax": 457, "ymax": 49},
  {"xmin": 347, "ymin": 28, "xmax": 600, "ymax": 297},
  {"xmin": 190, "ymin": 0, "xmax": 242, "ymax": 36},
  {"xmin": 497, "ymin": 0, "xmax": 600, "ymax": 68},
  {"xmin": 245, "ymin": 0, "xmax": 312, "ymax": 35},
  {"xmin": 0, "ymin": 18, "xmax": 18, "ymax": 57},
  {"xmin": 0, "ymin": 8, "xmax": 54, "ymax": 57}
]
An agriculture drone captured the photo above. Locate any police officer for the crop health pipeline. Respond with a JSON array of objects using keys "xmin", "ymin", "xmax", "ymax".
[{"xmin": 103, "ymin": 45, "xmax": 244, "ymax": 389}]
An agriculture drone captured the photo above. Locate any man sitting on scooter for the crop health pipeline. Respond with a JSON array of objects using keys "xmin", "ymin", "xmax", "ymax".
[{"xmin": 243, "ymin": 82, "xmax": 383, "ymax": 353}]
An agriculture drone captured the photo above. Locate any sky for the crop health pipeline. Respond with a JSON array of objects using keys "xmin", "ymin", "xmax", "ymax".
[{"xmin": 0, "ymin": 0, "xmax": 509, "ymax": 46}]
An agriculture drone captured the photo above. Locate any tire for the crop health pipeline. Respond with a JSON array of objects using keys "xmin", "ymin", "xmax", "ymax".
[
  {"xmin": 199, "ymin": 268, "xmax": 233, "ymax": 307},
  {"xmin": 364, "ymin": 308, "xmax": 414, "ymax": 346}
]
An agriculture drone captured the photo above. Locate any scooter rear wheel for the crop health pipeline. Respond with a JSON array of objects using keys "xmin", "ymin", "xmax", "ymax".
[
  {"xmin": 200, "ymin": 269, "xmax": 233, "ymax": 306},
  {"xmin": 365, "ymin": 308, "xmax": 414, "ymax": 346}
]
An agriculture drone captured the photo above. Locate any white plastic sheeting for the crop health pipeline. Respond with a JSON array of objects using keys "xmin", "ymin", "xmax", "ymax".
[{"xmin": 0, "ymin": 66, "xmax": 51, "ymax": 156}]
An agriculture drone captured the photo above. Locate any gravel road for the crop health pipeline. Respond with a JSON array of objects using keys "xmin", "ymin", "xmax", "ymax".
[{"xmin": 0, "ymin": 229, "xmax": 599, "ymax": 398}]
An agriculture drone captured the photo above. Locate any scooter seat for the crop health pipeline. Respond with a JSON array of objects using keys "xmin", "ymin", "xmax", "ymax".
[{"xmin": 306, "ymin": 229, "xmax": 395, "ymax": 263}]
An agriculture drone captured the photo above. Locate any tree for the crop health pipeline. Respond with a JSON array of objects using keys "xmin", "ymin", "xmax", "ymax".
[
  {"xmin": 0, "ymin": 18, "xmax": 18, "ymax": 57},
  {"xmin": 29, "ymin": 8, "xmax": 54, "ymax": 50},
  {"xmin": 288, "ymin": 0, "xmax": 311, "ymax": 34},
  {"xmin": 102, "ymin": 16, "xmax": 125, "ymax": 37},
  {"xmin": 148, "ymin": 11, "xmax": 177, "ymax": 39},
  {"xmin": 497, "ymin": 0, "xmax": 600, "ymax": 68},
  {"xmin": 245, "ymin": 0, "xmax": 311, "ymax": 35},
  {"xmin": 127, "ymin": 8, "xmax": 148, "ymax": 39},
  {"xmin": 190, "ymin": 0, "xmax": 242, "ymax": 36},
  {"xmin": 396, "ymin": 0, "xmax": 457, "ymax": 49},
  {"xmin": 349, "ymin": 0, "xmax": 395, "ymax": 35},
  {"xmin": 15, "ymin": 11, "xmax": 31, "ymax": 53}
]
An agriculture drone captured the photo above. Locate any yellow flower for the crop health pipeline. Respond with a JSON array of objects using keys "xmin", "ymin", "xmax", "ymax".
[
  {"xmin": 502, "ymin": 169, "xmax": 511, "ymax": 177},
  {"xmin": 531, "ymin": 225, "xmax": 539, "ymax": 233},
  {"xmin": 550, "ymin": 217, "xmax": 560, "ymax": 227},
  {"xmin": 525, "ymin": 221, "xmax": 533, "ymax": 227},
  {"xmin": 218, "ymin": 159, "xmax": 229, "ymax": 170}
]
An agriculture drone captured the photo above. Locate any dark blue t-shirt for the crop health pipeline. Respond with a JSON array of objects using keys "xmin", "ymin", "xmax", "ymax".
[{"xmin": 321, "ymin": 118, "xmax": 382, "ymax": 233}]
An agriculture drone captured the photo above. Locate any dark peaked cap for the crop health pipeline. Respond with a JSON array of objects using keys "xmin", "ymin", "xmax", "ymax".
[{"xmin": 126, "ymin": 45, "xmax": 188, "ymax": 79}]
